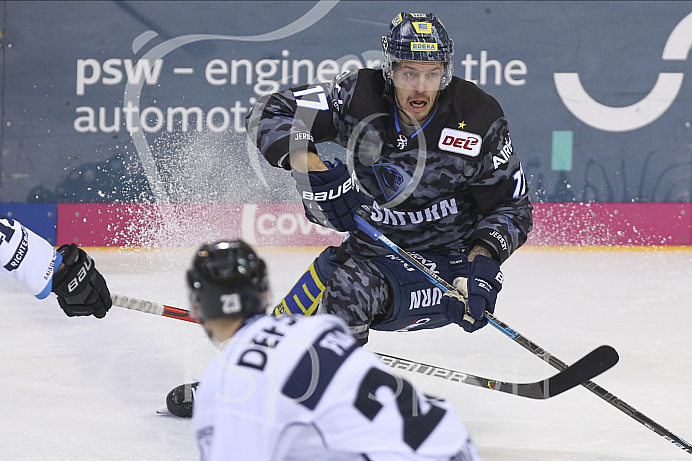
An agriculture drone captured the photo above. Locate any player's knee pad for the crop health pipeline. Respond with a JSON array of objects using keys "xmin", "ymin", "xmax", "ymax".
[
  {"xmin": 273, "ymin": 246, "xmax": 342, "ymax": 316},
  {"xmin": 370, "ymin": 251, "xmax": 466, "ymax": 332}
]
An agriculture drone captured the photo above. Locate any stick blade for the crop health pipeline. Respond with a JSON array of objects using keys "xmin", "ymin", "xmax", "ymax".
[{"xmin": 545, "ymin": 345, "xmax": 619, "ymax": 398}]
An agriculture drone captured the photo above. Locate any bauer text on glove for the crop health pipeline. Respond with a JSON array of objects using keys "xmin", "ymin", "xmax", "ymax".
[
  {"xmin": 292, "ymin": 158, "xmax": 366, "ymax": 232},
  {"xmin": 51, "ymin": 244, "xmax": 112, "ymax": 318}
]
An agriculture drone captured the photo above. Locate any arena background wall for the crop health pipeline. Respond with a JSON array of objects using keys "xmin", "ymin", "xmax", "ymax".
[{"xmin": 0, "ymin": 1, "xmax": 690, "ymax": 247}]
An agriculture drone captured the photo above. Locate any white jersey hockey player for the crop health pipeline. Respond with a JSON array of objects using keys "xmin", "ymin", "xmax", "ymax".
[
  {"xmin": 186, "ymin": 239, "xmax": 481, "ymax": 461},
  {"xmin": 0, "ymin": 214, "xmax": 112, "ymax": 317}
]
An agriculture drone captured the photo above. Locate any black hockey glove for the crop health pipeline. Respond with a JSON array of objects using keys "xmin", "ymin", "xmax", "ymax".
[
  {"xmin": 441, "ymin": 254, "xmax": 503, "ymax": 333},
  {"xmin": 52, "ymin": 243, "xmax": 112, "ymax": 318},
  {"xmin": 292, "ymin": 158, "xmax": 366, "ymax": 232}
]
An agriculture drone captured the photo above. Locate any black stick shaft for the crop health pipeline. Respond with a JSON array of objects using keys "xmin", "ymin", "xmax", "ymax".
[{"xmin": 354, "ymin": 205, "xmax": 692, "ymax": 454}]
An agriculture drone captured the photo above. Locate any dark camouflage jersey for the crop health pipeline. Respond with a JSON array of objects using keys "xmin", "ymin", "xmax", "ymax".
[{"xmin": 245, "ymin": 68, "xmax": 533, "ymax": 263}]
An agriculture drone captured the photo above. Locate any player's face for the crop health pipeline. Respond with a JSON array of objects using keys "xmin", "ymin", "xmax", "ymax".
[{"xmin": 392, "ymin": 61, "xmax": 443, "ymax": 125}]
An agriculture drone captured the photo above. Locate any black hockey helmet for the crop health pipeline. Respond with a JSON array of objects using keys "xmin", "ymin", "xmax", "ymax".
[
  {"xmin": 381, "ymin": 12, "xmax": 455, "ymax": 91},
  {"xmin": 186, "ymin": 240, "xmax": 269, "ymax": 322}
]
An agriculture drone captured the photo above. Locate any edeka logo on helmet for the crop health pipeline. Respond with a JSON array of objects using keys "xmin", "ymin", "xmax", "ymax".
[{"xmin": 411, "ymin": 43, "xmax": 438, "ymax": 52}]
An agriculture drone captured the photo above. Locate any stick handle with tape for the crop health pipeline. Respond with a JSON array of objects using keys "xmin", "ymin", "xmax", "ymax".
[{"xmin": 110, "ymin": 293, "xmax": 198, "ymax": 323}]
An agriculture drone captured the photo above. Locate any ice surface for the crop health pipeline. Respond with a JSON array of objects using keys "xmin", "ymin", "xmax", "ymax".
[{"xmin": 1, "ymin": 246, "xmax": 691, "ymax": 460}]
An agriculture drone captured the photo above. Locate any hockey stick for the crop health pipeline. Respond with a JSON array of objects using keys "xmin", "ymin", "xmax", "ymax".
[
  {"xmin": 376, "ymin": 346, "xmax": 616, "ymax": 400},
  {"xmin": 354, "ymin": 205, "xmax": 692, "ymax": 454},
  {"xmin": 110, "ymin": 293, "xmax": 197, "ymax": 323},
  {"xmin": 109, "ymin": 292, "xmax": 614, "ymax": 399}
]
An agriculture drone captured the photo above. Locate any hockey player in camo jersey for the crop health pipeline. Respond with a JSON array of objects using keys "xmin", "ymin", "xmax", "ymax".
[
  {"xmin": 0, "ymin": 214, "xmax": 112, "ymax": 318},
  {"xmin": 246, "ymin": 12, "xmax": 533, "ymax": 344},
  {"xmin": 188, "ymin": 240, "xmax": 481, "ymax": 461}
]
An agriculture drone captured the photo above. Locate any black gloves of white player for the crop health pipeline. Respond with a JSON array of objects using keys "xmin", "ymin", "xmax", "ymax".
[
  {"xmin": 51, "ymin": 243, "xmax": 112, "ymax": 318},
  {"xmin": 441, "ymin": 254, "xmax": 503, "ymax": 333},
  {"xmin": 292, "ymin": 158, "xmax": 366, "ymax": 232}
]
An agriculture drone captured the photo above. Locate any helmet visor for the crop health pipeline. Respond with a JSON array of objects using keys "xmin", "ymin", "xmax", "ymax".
[{"xmin": 391, "ymin": 60, "xmax": 445, "ymax": 92}]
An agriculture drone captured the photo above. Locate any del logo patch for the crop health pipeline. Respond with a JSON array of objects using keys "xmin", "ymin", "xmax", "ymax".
[{"xmin": 438, "ymin": 128, "xmax": 482, "ymax": 158}]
